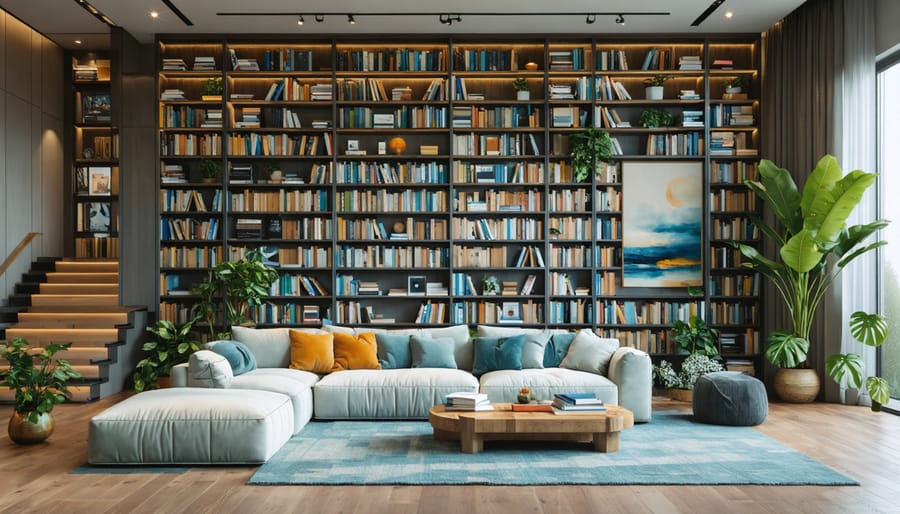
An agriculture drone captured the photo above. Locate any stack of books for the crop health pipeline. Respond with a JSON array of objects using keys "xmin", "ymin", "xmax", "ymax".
[
  {"xmin": 445, "ymin": 392, "xmax": 493, "ymax": 411},
  {"xmin": 193, "ymin": 56, "xmax": 216, "ymax": 71},
  {"xmin": 551, "ymin": 393, "xmax": 607, "ymax": 414}
]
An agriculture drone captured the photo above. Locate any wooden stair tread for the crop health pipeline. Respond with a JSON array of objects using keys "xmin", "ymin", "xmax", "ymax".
[
  {"xmin": 39, "ymin": 283, "xmax": 118, "ymax": 293},
  {"xmin": 30, "ymin": 295, "xmax": 119, "ymax": 307},
  {"xmin": 45, "ymin": 272, "xmax": 118, "ymax": 283},
  {"xmin": 15, "ymin": 312, "xmax": 130, "ymax": 327},
  {"xmin": 54, "ymin": 261, "xmax": 118, "ymax": 273},
  {"xmin": 24, "ymin": 305, "xmax": 134, "ymax": 314}
]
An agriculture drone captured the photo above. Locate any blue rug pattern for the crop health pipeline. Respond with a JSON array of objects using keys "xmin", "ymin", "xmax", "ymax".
[{"xmin": 249, "ymin": 411, "xmax": 857, "ymax": 486}]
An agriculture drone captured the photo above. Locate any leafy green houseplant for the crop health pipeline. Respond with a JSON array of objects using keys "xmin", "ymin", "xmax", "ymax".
[
  {"xmin": 653, "ymin": 354, "xmax": 724, "ymax": 391},
  {"xmin": 643, "ymin": 74, "xmax": 673, "ymax": 100},
  {"xmin": 512, "ymin": 77, "xmax": 530, "ymax": 100},
  {"xmin": 639, "ymin": 107, "xmax": 672, "ymax": 129},
  {"xmin": 481, "ymin": 275, "xmax": 500, "ymax": 296},
  {"xmin": 724, "ymin": 75, "xmax": 751, "ymax": 92},
  {"xmin": 202, "ymin": 77, "xmax": 223, "ymax": 97},
  {"xmin": 569, "ymin": 127, "xmax": 614, "ymax": 183},
  {"xmin": 132, "ymin": 319, "xmax": 202, "ymax": 392},
  {"xmin": 0, "ymin": 339, "xmax": 82, "ymax": 443},
  {"xmin": 192, "ymin": 248, "xmax": 279, "ymax": 338},
  {"xmin": 198, "ymin": 159, "xmax": 222, "ymax": 182},
  {"xmin": 732, "ymin": 155, "xmax": 889, "ymax": 405},
  {"xmin": 672, "ymin": 315, "xmax": 720, "ymax": 356}
]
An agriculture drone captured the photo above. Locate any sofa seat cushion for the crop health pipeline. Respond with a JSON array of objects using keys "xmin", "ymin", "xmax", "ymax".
[
  {"xmin": 478, "ymin": 368, "xmax": 618, "ymax": 405},
  {"xmin": 313, "ymin": 368, "xmax": 478, "ymax": 419},
  {"xmin": 230, "ymin": 368, "xmax": 319, "ymax": 433},
  {"xmin": 88, "ymin": 388, "xmax": 293, "ymax": 464}
]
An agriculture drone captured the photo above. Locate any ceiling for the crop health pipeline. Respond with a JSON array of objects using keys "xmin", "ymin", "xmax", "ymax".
[{"xmin": 0, "ymin": 0, "xmax": 807, "ymax": 50}]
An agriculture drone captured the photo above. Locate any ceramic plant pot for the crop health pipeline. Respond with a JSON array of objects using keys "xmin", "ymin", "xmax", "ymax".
[
  {"xmin": 773, "ymin": 368, "xmax": 820, "ymax": 403},
  {"xmin": 8, "ymin": 411, "xmax": 55, "ymax": 444}
]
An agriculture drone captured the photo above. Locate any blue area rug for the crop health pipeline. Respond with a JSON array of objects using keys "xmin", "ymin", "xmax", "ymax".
[{"xmin": 248, "ymin": 411, "xmax": 858, "ymax": 486}]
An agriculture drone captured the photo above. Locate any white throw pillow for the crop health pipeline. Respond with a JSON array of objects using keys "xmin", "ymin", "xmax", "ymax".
[
  {"xmin": 519, "ymin": 331, "xmax": 553, "ymax": 369},
  {"xmin": 188, "ymin": 350, "xmax": 233, "ymax": 388},
  {"xmin": 231, "ymin": 326, "xmax": 322, "ymax": 368},
  {"xmin": 559, "ymin": 329, "xmax": 620, "ymax": 376}
]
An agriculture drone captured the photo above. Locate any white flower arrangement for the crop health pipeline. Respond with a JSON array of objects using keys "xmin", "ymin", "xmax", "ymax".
[{"xmin": 653, "ymin": 354, "xmax": 724, "ymax": 390}]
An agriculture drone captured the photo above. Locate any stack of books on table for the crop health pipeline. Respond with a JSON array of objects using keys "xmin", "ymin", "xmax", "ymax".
[
  {"xmin": 551, "ymin": 393, "xmax": 607, "ymax": 414},
  {"xmin": 445, "ymin": 392, "xmax": 493, "ymax": 411}
]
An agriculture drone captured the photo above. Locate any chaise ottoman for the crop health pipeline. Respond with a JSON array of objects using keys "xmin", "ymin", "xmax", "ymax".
[{"xmin": 88, "ymin": 388, "xmax": 294, "ymax": 464}]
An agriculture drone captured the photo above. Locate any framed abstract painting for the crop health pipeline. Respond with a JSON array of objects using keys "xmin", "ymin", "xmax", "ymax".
[{"xmin": 621, "ymin": 161, "xmax": 703, "ymax": 287}]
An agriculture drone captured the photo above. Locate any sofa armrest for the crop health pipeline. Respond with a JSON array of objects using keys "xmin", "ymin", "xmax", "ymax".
[
  {"xmin": 171, "ymin": 362, "xmax": 189, "ymax": 387},
  {"xmin": 607, "ymin": 347, "xmax": 652, "ymax": 422}
]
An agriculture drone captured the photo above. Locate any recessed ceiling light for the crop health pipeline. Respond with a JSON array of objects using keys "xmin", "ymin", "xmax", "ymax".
[
  {"xmin": 150, "ymin": 11, "xmax": 159, "ymax": 19},
  {"xmin": 724, "ymin": 11, "xmax": 734, "ymax": 19}
]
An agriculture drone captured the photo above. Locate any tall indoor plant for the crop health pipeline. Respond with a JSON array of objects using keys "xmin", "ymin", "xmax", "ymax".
[
  {"xmin": 732, "ymin": 155, "xmax": 889, "ymax": 403},
  {"xmin": 0, "ymin": 339, "xmax": 82, "ymax": 444}
]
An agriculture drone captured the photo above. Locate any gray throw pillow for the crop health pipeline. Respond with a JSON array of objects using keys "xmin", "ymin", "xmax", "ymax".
[
  {"xmin": 559, "ymin": 329, "xmax": 620, "ymax": 376},
  {"xmin": 409, "ymin": 335, "xmax": 458, "ymax": 369}
]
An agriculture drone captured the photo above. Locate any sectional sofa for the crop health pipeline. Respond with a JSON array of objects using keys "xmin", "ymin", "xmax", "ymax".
[{"xmin": 87, "ymin": 324, "xmax": 651, "ymax": 465}]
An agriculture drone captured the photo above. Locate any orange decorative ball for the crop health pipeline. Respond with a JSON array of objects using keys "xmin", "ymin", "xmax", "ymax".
[{"xmin": 388, "ymin": 136, "xmax": 407, "ymax": 155}]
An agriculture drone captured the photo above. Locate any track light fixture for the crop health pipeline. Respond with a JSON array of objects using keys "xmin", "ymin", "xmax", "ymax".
[
  {"xmin": 439, "ymin": 14, "xmax": 462, "ymax": 25},
  {"xmin": 616, "ymin": 14, "xmax": 625, "ymax": 25},
  {"xmin": 585, "ymin": 14, "xmax": 596, "ymax": 24},
  {"xmin": 347, "ymin": 14, "xmax": 355, "ymax": 24},
  {"xmin": 315, "ymin": 14, "xmax": 325, "ymax": 23},
  {"xmin": 297, "ymin": 15, "xmax": 304, "ymax": 26}
]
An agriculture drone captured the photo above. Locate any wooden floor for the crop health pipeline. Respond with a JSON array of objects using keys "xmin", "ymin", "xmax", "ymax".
[{"xmin": 1, "ymin": 395, "xmax": 899, "ymax": 514}]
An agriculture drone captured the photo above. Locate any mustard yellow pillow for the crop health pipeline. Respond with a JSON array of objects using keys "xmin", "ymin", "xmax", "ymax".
[
  {"xmin": 332, "ymin": 331, "xmax": 381, "ymax": 371},
  {"xmin": 289, "ymin": 330, "xmax": 334, "ymax": 373}
]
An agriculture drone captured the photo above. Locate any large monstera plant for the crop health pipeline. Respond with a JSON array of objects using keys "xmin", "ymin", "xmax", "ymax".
[{"xmin": 732, "ymin": 155, "xmax": 891, "ymax": 409}]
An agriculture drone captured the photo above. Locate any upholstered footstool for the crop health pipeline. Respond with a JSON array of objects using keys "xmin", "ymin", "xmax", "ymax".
[
  {"xmin": 692, "ymin": 371, "xmax": 768, "ymax": 426},
  {"xmin": 88, "ymin": 388, "xmax": 294, "ymax": 465}
]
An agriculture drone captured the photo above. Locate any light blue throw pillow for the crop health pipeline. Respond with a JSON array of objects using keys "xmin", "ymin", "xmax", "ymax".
[
  {"xmin": 543, "ymin": 332, "xmax": 576, "ymax": 368},
  {"xmin": 471, "ymin": 334, "xmax": 526, "ymax": 376},
  {"xmin": 375, "ymin": 333, "xmax": 412, "ymax": 369},
  {"xmin": 211, "ymin": 340, "xmax": 257, "ymax": 375},
  {"xmin": 410, "ymin": 335, "xmax": 457, "ymax": 369}
]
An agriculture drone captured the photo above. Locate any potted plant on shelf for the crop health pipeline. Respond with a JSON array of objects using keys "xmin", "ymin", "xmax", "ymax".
[
  {"xmin": 201, "ymin": 77, "xmax": 223, "ymax": 101},
  {"xmin": 512, "ymin": 77, "xmax": 530, "ymax": 101},
  {"xmin": 132, "ymin": 318, "xmax": 203, "ymax": 392},
  {"xmin": 653, "ymin": 316, "xmax": 724, "ymax": 401},
  {"xmin": 569, "ymin": 127, "xmax": 615, "ymax": 183},
  {"xmin": 481, "ymin": 275, "xmax": 500, "ymax": 296},
  {"xmin": 643, "ymin": 74, "xmax": 673, "ymax": 100},
  {"xmin": 192, "ymin": 248, "xmax": 279, "ymax": 339},
  {"xmin": 639, "ymin": 107, "xmax": 672, "ymax": 129},
  {"xmin": 724, "ymin": 75, "xmax": 751, "ymax": 94},
  {"xmin": 0, "ymin": 338, "xmax": 82, "ymax": 444},
  {"xmin": 198, "ymin": 159, "xmax": 222, "ymax": 184},
  {"xmin": 732, "ymin": 155, "xmax": 889, "ymax": 403}
]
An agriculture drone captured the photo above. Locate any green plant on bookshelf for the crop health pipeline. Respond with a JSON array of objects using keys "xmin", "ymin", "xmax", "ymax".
[
  {"xmin": 671, "ymin": 315, "xmax": 720, "ymax": 357},
  {"xmin": 482, "ymin": 275, "xmax": 500, "ymax": 296},
  {"xmin": 198, "ymin": 159, "xmax": 222, "ymax": 183},
  {"xmin": 192, "ymin": 248, "xmax": 279, "ymax": 338},
  {"xmin": 202, "ymin": 77, "xmax": 223, "ymax": 98},
  {"xmin": 724, "ymin": 74, "xmax": 751, "ymax": 92},
  {"xmin": 643, "ymin": 74, "xmax": 674, "ymax": 87},
  {"xmin": 732, "ymin": 155, "xmax": 889, "ymax": 405},
  {"xmin": 639, "ymin": 107, "xmax": 672, "ymax": 129},
  {"xmin": 512, "ymin": 76, "xmax": 530, "ymax": 100},
  {"xmin": 569, "ymin": 127, "xmax": 614, "ymax": 182},
  {"xmin": 132, "ymin": 318, "xmax": 202, "ymax": 393}
]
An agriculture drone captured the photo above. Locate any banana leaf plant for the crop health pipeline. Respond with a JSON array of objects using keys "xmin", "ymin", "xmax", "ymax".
[{"xmin": 732, "ymin": 155, "xmax": 890, "ymax": 408}]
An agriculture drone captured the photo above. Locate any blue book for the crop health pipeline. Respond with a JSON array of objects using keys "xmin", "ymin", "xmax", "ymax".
[{"xmin": 555, "ymin": 393, "xmax": 604, "ymax": 405}]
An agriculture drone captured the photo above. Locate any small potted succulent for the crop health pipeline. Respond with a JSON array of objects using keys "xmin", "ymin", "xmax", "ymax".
[
  {"xmin": 512, "ymin": 77, "xmax": 530, "ymax": 101},
  {"xmin": 643, "ymin": 74, "xmax": 673, "ymax": 100},
  {"xmin": 517, "ymin": 387, "xmax": 533, "ymax": 404}
]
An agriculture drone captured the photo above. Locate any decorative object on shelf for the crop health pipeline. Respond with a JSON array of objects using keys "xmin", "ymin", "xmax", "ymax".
[
  {"xmin": 482, "ymin": 275, "xmax": 500, "ymax": 296},
  {"xmin": 622, "ymin": 161, "xmax": 703, "ymax": 287},
  {"xmin": 392, "ymin": 221, "xmax": 406, "ymax": 234},
  {"xmin": 0, "ymin": 338, "xmax": 81, "ymax": 444},
  {"xmin": 82, "ymin": 146, "xmax": 95, "ymax": 159},
  {"xmin": 387, "ymin": 136, "xmax": 407, "ymax": 155},
  {"xmin": 639, "ymin": 107, "xmax": 672, "ymax": 129},
  {"xmin": 408, "ymin": 275, "xmax": 426, "ymax": 295},
  {"xmin": 653, "ymin": 354, "xmax": 725, "ymax": 402},
  {"xmin": 512, "ymin": 77, "xmax": 530, "ymax": 101},
  {"xmin": 724, "ymin": 74, "xmax": 751, "ymax": 94},
  {"xmin": 198, "ymin": 158, "xmax": 222, "ymax": 183},
  {"xmin": 81, "ymin": 92, "xmax": 111, "ymax": 123},
  {"xmin": 517, "ymin": 387, "xmax": 533, "ymax": 404},
  {"xmin": 732, "ymin": 155, "xmax": 889, "ymax": 405},
  {"xmin": 267, "ymin": 163, "xmax": 283, "ymax": 184},
  {"xmin": 643, "ymin": 74, "xmax": 673, "ymax": 100},
  {"xmin": 132, "ymin": 319, "xmax": 202, "ymax": 393},
  {"xmin": 525, "ymin": 62, "xmax": 538, "ymax": 71},
  {"xmin": 201, "ymin": 77, "xmax": 223, "ymax": 101},
  {"xmin": 672, "ymin": 315, "xmax": 720, "ymax": 357},
  {"xmin": 569, "ymin": 127, "xmax": 614, "ymax": 183}
]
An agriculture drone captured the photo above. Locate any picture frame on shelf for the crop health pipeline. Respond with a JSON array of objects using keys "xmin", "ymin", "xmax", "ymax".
[
  {"xmin": 87, "ymin": 202, "xmax": 111, "ymax": 232},
  {"xmin": 81, "ymin": 92, "xmax": 111, "ymax": 123},
  {"xmin": 89, "ymin": 167, "xmax": 112, "ymax": 195},
  {"xmin": 499, "ymin": 302, "xmax": 523, "ymax": 324}
]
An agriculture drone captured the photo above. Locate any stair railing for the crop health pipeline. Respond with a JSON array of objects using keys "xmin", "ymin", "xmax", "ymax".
[{"xmin": 0, "ymin": 232, "xmax": 41, "ymax": 278}]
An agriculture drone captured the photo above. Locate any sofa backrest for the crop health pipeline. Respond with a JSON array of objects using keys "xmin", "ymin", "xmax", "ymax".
[
  {"xmin": 230, "ymin": 326, "xmax": 322, "ymax": 368},
  {"xmin": 323, "ymin": 324, "xmax": 474, "ymax": 371}
]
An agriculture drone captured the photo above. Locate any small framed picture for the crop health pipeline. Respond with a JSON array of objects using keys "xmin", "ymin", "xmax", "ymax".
[
  {"xmin": 347, "ymin": 139, "xmax": 360, "ymax": 151},
  {"xmin": 500, "ymin": 301, "xmax": 522, "ymax": 322},
  {"xmin": 408, "ymin": 275, "xmax": 426, "ymax": 296},
  {"xmin": 378, "ymin": 141, "xmax": 387, "ymax": 155}
]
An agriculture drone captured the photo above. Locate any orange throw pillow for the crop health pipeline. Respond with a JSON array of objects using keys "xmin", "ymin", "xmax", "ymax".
[
  {"xmin": 332, "ymin": 332, "xmax": 381, "ymax": 371},
  {"xmin": 289, "ymin": 330, "xmax": 334, "ymax": 373}
]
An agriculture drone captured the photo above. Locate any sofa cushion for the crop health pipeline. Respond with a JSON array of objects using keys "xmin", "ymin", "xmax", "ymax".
[
  {"xmin": 478, "ymin": 368, "xmax": 619, "ymax": 405},
  {"xmin": 375, "ymin": 332, "xmax": 412, "ymax": 369},
  {"xmin": 410, "ymin": 335, "xmax": 457, "ymax": 369},
  {"xmin": 543, "ymin": 332, "xmax": 576, "ymax": 368},
  {"xmin": 519, "ymin": 331, "xmax": 552, "ymax": 369},
  {"xmin": 231, "ymin": 326, "xmax": 323, "ymax": 368},
  {"xmin": 289, "ymin": 330, "xmax": 335, "ymax": 373},
  {"xmin": 230, "ymin": 368, "xmax": 319, "ymax": 433},
  {"xmin": 560, "ymin": 329, "xmax": 620, "ymax": 376},
  {"xmin": 209, "ymin": 340, "xmax": 257, "ymax": 375},
  {"xmin": 332, "ymin": 332, "xmax": 381, "ymax": 371},
  {"xmin": 188, "ymin": 350, "xmax": 233, "ymax": 388},
  {"xmin": 471, "ymin": 335, "xmax": 526, "ymax": 376},
  {"xmin": 325, "ymin": 324, "xmax": 473, "ymax": 371}
]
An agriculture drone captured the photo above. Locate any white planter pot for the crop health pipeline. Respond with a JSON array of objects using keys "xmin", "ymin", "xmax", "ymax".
[
  {"xmin": 725, "ymin": 86, "xmax": 742, "ymax": 94},
  {"xmin": 516, "ymin": 90, "xmax": 530, "ymax": 101},
  {"xmin": 645, "ymin": 86, "xmax": 664, "ymax": 100}
]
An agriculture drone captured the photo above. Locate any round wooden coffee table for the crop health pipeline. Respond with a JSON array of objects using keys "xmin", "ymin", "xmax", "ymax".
[{"xmin": 429, "ymin": 402, "xmax": 634, "ymax": 454}]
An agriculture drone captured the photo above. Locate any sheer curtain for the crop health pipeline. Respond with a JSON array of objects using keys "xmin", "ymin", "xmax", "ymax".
[{"xmin": 762, "ymin": 0, "xmax": 878, "ymax": 402}]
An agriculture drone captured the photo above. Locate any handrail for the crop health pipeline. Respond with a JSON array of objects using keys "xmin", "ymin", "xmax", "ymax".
[{"xmin": 0, "ymin": 232, "xmax": 41, "ymax": 278}]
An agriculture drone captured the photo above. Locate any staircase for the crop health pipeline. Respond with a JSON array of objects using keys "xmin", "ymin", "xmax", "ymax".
[{"xmin": 0, "ymin": 258, "xmax": 147, "ymax": 402}]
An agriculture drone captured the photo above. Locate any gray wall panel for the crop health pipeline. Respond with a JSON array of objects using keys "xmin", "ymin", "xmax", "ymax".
[
  {"xmin": 5, "ymin": 93, "xmax": 33, "ymax": 284},
  {"xmin": 4, "ymin": 14, "xmax": 30, "ymax": 103},
  {"xmin": 41, "ymin": 39, "xmax": 63, "ymax": 119}
]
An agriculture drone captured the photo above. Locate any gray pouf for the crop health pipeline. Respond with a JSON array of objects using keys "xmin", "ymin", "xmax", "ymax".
[{"xmin": 692, "ymin": 371, "xmax": 768, "ymax": 426}]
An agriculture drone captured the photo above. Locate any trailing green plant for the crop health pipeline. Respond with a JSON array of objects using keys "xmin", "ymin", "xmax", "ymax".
[
  {"xmin": 202, "ymin": 77, "xmax": 223, "ymax": 96},
  {"xmin": 643, "ymin": 74, "xmax": 674, "ymax": 87},
  {"xmin": 512, "ymin": 77, "xmax": 529, "ymax": 91},
  {"xmin": 826, "ymin": 311, "xmax": 891, "ymax": 410},
  {"xmin": 569, "ymin": 127, "xmax": 614, "ymax": 183},
  {"xmin": 198, "ymin": 158, "xmax": 222, "ymax": 179},
  {"xmin": 192, "ymin": 248, "xmax": 279, "ymax": 338},
  {"xmin": 671, "ymin": 316, "xmax": 720, "ymax": 357},
  {"xmin": 0, "ymin": 339, "xmax": 82, "ymax": 422},
  {"xmin": 653, "ymin": 354, "xmax": 724, "ymax": 390},
  {"xmin": 639, "ymin": 107, "xmax": 672, "ymax": 128},
  {"xmin": 132, "ymin": 319, "xmax": 202, "ymax": 393}
]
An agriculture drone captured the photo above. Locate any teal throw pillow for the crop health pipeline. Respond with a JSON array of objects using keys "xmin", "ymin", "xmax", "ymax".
[
  {"xmin": 211, "ymin": 340, "xmax": 258, "ymax": 375},
  {"xmin": 544, "ymin": 332, "xmax": 576, "ymax": 368},
  {"xmin": 375, "ymin": 333, "xmax": 412, "ymax": 369},
  {"xmin": 471, "ymin": 334, "xmax": 526, "ymax": 377},
  {"xmin": 410, "ymin": 335, "xmax": 458, "ymax": 369}
]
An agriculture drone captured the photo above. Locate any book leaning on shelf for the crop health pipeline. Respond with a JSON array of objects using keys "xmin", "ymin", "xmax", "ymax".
[{"xmin": 445, "ymin": 392, "xmax": 493, "ymax": 411}]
